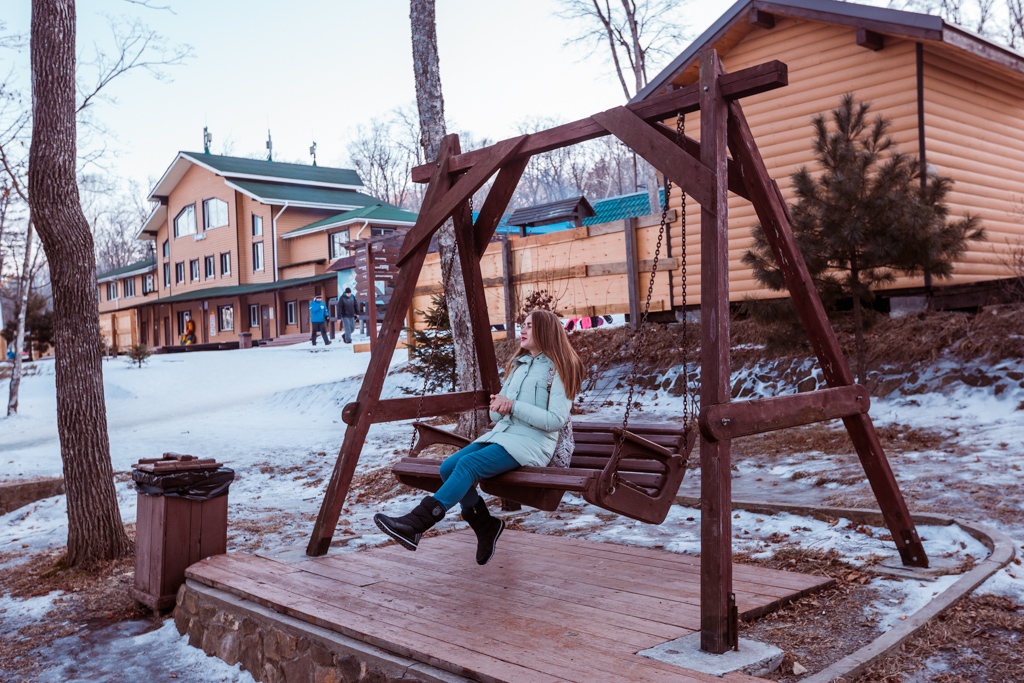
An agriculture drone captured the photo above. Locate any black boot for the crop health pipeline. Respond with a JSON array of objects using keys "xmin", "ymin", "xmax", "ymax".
[
  {"xmin": 461, "ymin": 498, "xmax": 505, "ymax": 565},
  {"xmin": 374, "ymin": 496, "xmax": 446, "ymax": 551}
]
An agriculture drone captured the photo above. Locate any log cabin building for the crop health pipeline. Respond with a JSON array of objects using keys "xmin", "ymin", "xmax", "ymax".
[
  {"xmin": 638, "ymin": 0, "xmax": 1024, "ymax": 312},
  {"xmin": 97, "ymin": 152, "xmax": 416, "ymax": 350}
]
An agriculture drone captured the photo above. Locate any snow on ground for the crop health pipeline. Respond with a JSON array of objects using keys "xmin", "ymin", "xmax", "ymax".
[{"xmin": 1, "ymin": 331, "xmax": 1022, "ymax": 680}]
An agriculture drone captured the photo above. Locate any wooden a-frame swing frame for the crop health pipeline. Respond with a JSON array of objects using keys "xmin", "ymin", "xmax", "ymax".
[{"xmin": 306, "ymin": 50, "xmax": 929, "ymax": 655}]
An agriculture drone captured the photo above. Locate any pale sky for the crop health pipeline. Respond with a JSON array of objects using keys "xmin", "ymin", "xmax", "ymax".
[{"xmin": 4, "ymin": 0, "xmax": 728, "ymax": 193}]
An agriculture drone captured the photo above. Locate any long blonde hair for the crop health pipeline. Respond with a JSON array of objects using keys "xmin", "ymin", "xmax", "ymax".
[{"xmin": 504, "ymin": 310, "xmax": 585, "ymax": 400}]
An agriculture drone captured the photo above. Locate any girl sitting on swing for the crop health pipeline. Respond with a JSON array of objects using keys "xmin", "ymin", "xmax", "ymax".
[{"xmin": 374, "ymin": 309, "xmax": 585, "ymax": 565}]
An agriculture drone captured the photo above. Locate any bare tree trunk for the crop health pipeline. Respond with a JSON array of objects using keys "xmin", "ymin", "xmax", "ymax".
[
  {"xmin": 7, "ymin": 221, "xmax": 34, "ymax": 416},
  {"xmin": 28, "ymin": 0, "xmax": 131, "ymax": 566},
  {"xmin": 410, "ymin": 0, "xmax": 487, "ymax": 438}
]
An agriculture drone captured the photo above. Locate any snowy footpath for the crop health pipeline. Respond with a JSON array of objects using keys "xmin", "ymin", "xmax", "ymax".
[{"xmin": 1, "ymin": 337, "xmax": 1022, "ymax": 682}]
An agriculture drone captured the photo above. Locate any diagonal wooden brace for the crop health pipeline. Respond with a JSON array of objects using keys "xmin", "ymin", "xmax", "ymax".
[
  {"xmin": 592, "ymin": 106, "xmax": 717, "ymax": 211},
  {"xmin": 397, "ymin": 135, "xmax": 528, "ymax": 266}
]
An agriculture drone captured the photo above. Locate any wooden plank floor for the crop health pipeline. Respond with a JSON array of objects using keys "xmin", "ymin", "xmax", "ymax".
[{"xmin": 185, "ymin": 530, "xmax": 833, "ymax": 683}]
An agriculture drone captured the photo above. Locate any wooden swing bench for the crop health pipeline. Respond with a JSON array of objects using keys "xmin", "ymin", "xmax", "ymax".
[{"xmin": 391, "ymin": 420, "xmax": 697, "ymax": 524}]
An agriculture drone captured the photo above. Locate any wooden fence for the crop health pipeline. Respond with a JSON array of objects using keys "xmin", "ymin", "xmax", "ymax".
[{"xmin": 409, "ymin": 211, "xmax": 678, "ymax": 336}]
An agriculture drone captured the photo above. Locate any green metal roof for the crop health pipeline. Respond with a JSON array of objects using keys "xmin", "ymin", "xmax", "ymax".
[
  {"xmin": 96, "ymin": 257, "xmax": 156, "ymax": 282},
  {"xmin": 149, "ymin": 273, "xmax": 336, "ymax": 306},
  {"xmin": 182, "ymin": 152, "xmax": 363, "ymax": 187},
  {"xmin": 226, "ymin": 180, "xmax": 384, "ymax": 209},
  {"xmin": 583, "ymin": 190, "xmax": 666, "ymax": 226},
  {"xmin": 286, "ymin": 203, "xmax": 418, "ymax": 236}
]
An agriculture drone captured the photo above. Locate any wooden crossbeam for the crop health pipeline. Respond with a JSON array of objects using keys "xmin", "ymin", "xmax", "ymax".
[
  {"xmin": 397, "ymin": 135, "xmax": 528, "ymax": 266},
  {"xmin": 699, "ymin": 385, "xmax": 870, "ymax": 442},
  {"xmin": 341, "ymin": 390, "xmax": 492, "ymax": 426},
  {"xmin": 592, "ymin": 106, "xmax": 717, "ymax": 211},
  {"xmin": 454, "ymin": 201, "xmax": 503, "ymax": 396},
  {"xmin": 650, "ymin": 123, "xmax": 751, "ymax": 201},
  {"xmin": 410, "ymin": 60, "xmax": 788, "ymax": 183}
]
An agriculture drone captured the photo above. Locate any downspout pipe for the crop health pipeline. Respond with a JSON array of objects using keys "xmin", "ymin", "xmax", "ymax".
[{"xmin": 272, "ymin": 203, "xmax": 289, "ymax": 283}]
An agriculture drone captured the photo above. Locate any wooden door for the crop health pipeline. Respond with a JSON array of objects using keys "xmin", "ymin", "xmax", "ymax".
[
  {"xmin": 163, "ymin": 317, "xmax": 171, "ymax": 346},
  {"xmin": 299, "ymin": 299, "xmax": 310, "ymax": 333},
  {"xmin": 261, "ymin": 306, "xmax": 270, "ymax": 340}
]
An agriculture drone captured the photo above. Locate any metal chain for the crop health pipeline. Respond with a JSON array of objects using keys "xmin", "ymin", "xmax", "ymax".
[
  {"xmin": 610, "ymin": 113, "xmax": 679, "ymax": 484},
  {"xmin": 676, "ymin": 112, "xmax": 695, "ymax": 426}
]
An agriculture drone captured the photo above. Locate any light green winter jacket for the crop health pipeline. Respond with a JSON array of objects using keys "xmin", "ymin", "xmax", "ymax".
[{"xmin": 475, "ymin": 352, "xmax": 572, "ymax": 468}]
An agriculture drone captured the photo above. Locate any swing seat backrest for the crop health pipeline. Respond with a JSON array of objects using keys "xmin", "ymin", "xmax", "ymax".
[{"xmin": 393, "ymin": 420, "xmax": 695, "ymax": 524}]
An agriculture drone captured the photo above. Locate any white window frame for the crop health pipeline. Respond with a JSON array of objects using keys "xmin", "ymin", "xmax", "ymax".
[
  {"xmin": 106, "ymin": 281, "xmax": 118, "ymax": 300},
  {"xmin": 203, "ymin": 198, "xmax": 230, "ymax": 230},
  {"xmin": 329, "ymin": 231, "xmax": 350, "ymax": 259},
  {"xmin": 164, "ymin": 263, "xmax": 171, "ymax": 287},
  {"xmin": 175, "ymin": 262, "xmax": 185, "ymax": 284},
  {"xmin": 218, "ymin": 305, "xmax": 234, "ymax": 332},
  {"xmin": 220, "ymin": 252, "xmax": 231, "ymax": 276},
  {"xmin": 190, "ymin": 259, "xmax": 200, "ymax": 281},
  {"xmin": 122, "ymin": 277, "xmax": 135, "ymax": 298},
  {"xmin": 174, "ymin": 204, "xmax": 197, "ymax": 238},
  {"xmin": 162, "ymin": 240, "xmax": 169, "ymax": 258},
  {"xmin": 253, "ymin": 242, "xmax": 264, "ymax": 271},
  {"xmin": 204, "ymin": 255, "xmax": 216, "ymax": 279},
  {"xmin": 286, "ymin": 301, "xmax": 297, "ymax": 325},
  {"xmin": 252, "ymin": 214, "xmax": 263, "ymax": 237},
  {"xmin": 143, "ymin": 273, "xmax": 155, "ymax": 294},
  {"xmin": 249, "ymin": 304, "xmax": 259, "ymax": 328}
]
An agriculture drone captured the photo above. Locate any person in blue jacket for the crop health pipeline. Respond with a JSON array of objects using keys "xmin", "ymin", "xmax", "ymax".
[
  {"xmin": 374, "ymin": 309, "xmax": 585, "ymax": 565},
  {"xmin": 309, "ymin": 295, "xmax": 331, "ymax": 346}
]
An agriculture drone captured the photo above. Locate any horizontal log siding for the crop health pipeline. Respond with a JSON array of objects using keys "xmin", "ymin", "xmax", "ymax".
[
  {"xmin": 272, "ymin": 207, "xmax": 338, "ymax": 277},
  {"xmin": 922, "ymin": 46, "xmax": 1024, "ymax": 280},
  {"xmin": 669, "ymin": 18, "xmax": 921, "ymax": 304},
  {"xmin": 410, "ymin": 216, "xmax": 675, "ymax": 329},
  {"xmin": 166, "ymin": 165, "xmax": 240, "ymax": 297}
]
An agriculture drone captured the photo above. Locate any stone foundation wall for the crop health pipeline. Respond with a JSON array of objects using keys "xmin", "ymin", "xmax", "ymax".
[
  {"xmin": 0, "ymin": 478, "xmax": 65, "ymax": 515},
  {"xmin": 174, "ymin": 580, "xmax": 470, "ymax": 683}
]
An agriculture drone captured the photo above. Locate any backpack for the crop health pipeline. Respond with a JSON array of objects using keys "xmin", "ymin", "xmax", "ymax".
[{"xmin": 546, "ymin": 367, "xmax": 574, "ymax": 468}]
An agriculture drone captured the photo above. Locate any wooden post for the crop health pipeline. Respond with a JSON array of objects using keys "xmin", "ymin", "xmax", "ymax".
[
  {"xmin": 502, "ymin": 237, "xmax": 517, "ymax": 340},
  {"xmin": 698, "ymin": 49, "xmax": 735, "ymax": 655},
  {"xmin": 623, "ymin": 216, "xmax": 641, "ymax": 331},
  {"xmin": 366, "ymin": 244, "xmax": 377, "ymax": 349},
  {"xmin": 453, "ymin": 200, "xmax": 502, "ymax": 396}
]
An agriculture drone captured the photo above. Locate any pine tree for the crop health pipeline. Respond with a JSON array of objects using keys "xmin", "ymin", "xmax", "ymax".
[
  {"xmin": 405, "ymin": 293, "xmax": 457, "ymax": 394},
  {"xmin": 743, "ymin": 93, "xmax": 984, "ymax": 384}
]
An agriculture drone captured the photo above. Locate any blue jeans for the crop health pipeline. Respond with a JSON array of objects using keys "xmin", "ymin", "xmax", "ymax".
[
  {"xmin": 342, "ymin": 317, "xmax": 355, "ymax": 343},
  {"xmin": 434, "ymin": 442, "xmax": 519, "ymax": 511}
]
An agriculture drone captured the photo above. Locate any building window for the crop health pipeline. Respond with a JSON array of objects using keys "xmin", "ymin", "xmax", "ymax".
[
  {"xmin": 162, "ymin": 240, "xmax": 169, "ymax": 258},
  {"xmin": 220, "ymin": 252, "xmax": 231, "ymax": 276},
  {"xmin": 371, "ymin": 227, "xmax": 395, "ymax": 237},
  {"xmin": 329, "ymin": 231, "xmax": 349, "ymax": 259},
  {"xmin": 253, "ymin": 242, "xmax": 264, "ymax": 271},
  {"xmin": 249, "ymin": 304, "xmax": 259, "ymax": 328},
  {"xmin": 190, "ymin": 259, "xmax": 200, "ymax": 281},
  {"xmin": 143, "ymin": 273, "xmax": 155, "ymax": 294},
  {"xmin": 286, "ymin": 301, "xmax": 297, "ymax": 325},
  {"xmin": 106, "ymin": 282, "xmax": 117, "ymax": 300},
  {"xmin": 174, "ymin": 204, "xmax": 196, "ymax": 238},
  {"xmin": 164, "ymin": 263, "xmax": 171, "ymax": 287},
  {"xmin": 175, "ymin": 262, "xmax": 185, "ymax": 284},
  {"xmin": 218, "ymin": 305, "xmax": 234, "ymax": 332},
  {"xmin": 252, "ymin": 214, "xmax": 263, "ymax": 237},
  {"xmin": 203, "ymin": 198, "xmax": 229, "ymax": 230},
  {"xmin": 205, "ymin": 255, "xmax": 216, "ymax": 279},
  {"xmin": 122, "ymin": 277, "xmax": 135, "ymax": 298}
]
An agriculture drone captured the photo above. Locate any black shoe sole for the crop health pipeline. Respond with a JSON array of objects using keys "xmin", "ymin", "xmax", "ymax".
[
  {"xmin": 477, "ymin": 519, "xmax": 505, "ymax": 565},
  {"xmin": 374, "ymin": 514, "xmax": 418, "ymax": 551}
]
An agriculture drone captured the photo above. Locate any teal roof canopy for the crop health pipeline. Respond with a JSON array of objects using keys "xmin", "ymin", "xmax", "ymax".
[
  {"xmin": 286, "ymin": 204, "xmax": 418, "ymax": 237},
  {"xmin": 182, "ymin": 152, "xmax": 363, "ymax": 188},
  {"xmin": 226, "ymin": 180, "xmax": 385, "ymax": 209},
  {"xmin": 97, "ymin": 257, "xmax": 156, "ymax": 282}
]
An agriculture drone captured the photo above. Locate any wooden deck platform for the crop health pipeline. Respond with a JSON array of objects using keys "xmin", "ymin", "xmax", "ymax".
[{"xmin": 184, "ymin": 530, "xmax": 834, "ymax": 682}]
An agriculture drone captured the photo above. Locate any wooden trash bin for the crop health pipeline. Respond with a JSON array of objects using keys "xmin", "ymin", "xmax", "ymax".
[
  {"xmin": 130, "ymin": 454, "xmax": 233, "ymax": 611},
  {"xmin": 238, "ymin": 332, "xmax": 253, "ymax": 349}
]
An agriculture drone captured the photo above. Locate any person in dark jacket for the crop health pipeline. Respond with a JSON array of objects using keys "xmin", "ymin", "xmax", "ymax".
[
  {"xmin": 338, "ymin": 288, "xmax": 358, "ymax": 343},
  {"xmin": 309, "ymin": 295, "xmax": 331, "ymax": 346}
]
